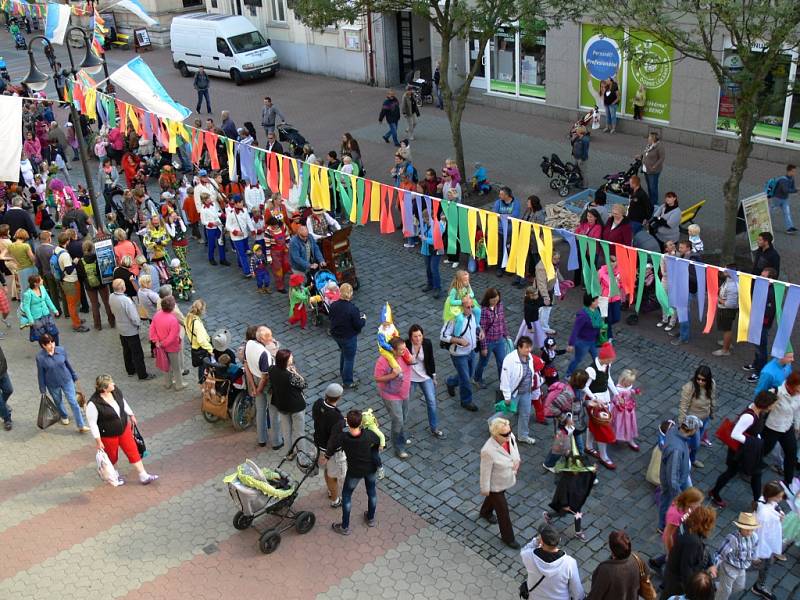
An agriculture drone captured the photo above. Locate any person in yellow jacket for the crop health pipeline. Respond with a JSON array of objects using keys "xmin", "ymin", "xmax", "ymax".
[{"xmin": 185, "ymin": 299, "xmax": 213, "ymax": 384}]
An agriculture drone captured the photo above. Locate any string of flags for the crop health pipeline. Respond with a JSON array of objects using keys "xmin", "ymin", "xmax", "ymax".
[{"xmin": 62, "ymin": 75, "xmax": 799, "ymax": 360}]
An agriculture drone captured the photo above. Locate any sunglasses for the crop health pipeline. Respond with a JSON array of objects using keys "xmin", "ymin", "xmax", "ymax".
[{"xmin": 499, "ymin": 430, "xmax": 512, "ymax": 437}]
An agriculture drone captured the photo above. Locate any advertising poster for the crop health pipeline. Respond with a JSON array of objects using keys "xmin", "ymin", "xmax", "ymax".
[
  {"xmin": 580, "ymin": 24, "xmax": 624, "ymax": 112},
  {"xmin": 741, "ymin": 192, "xmax": 773, "ymax": 251},
  {"xmin": 95, "ymin": 238, "xmax": 117, "ymax": 284},
  {"xmin": 625, "ymin": 29, "xmax": 674, "ymax": 121}
]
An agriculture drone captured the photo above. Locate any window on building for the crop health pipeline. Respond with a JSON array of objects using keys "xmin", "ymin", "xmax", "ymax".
[
  {"xmin": 490, "ymin": 27, "xmax": 516, "ymax": 95},
  {"xmin": 210, "ymin": 0, "xmax": 218, "ymax": 7},
  {"xmin": 270, "ymin": 0, "xmax": 286, "ymax": 22},
  {"xmin": 789, "ymin": 89, "xmax": 800, "ymax": 144},
  {"xmin": 519, "ymin": 23, "xmax": 546, "ymax": 99},
  {"xmin": 182, "ymin": 0, "xmax": 202, "ymax": 7}
]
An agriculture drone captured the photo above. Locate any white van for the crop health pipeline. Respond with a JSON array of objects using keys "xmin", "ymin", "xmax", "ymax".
[{"xmin": 170, "ymin": 13, "xmax": 279, "ymax": 85}]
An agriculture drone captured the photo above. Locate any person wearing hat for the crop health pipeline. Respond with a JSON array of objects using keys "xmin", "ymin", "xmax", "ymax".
[
  {"xmin": 249, "ymin": 244, "xmax": 271, "ymax": 294},
  {"xmin": 288, "ymin": 225, "xmax": 326, "ymax": 276},
  {"xmin": 520, "ymin": 525, "xmax": 584, "ymax": 599},
  {"xmin": 199, "ymin": 192, "xmax": 229, "ymax": 266},
  {"xmin": 582, "ymin": 342, "xmax": 619, "ymax": 470},
  {"xmin": 313, "ymin": 383, "xmax": 347, "ymax": 507},
  {"xmin": 306, "ymin": 206, "xmax": 341, "ymax": 242},
  {"xmin": 193, "ymin": 169, "xmax": 218, "ymax": 227},
  {"xmin": 225, "ymin": 194, "xmax": 255, "ymax": 276},
  {"xmin": 713, "ymin": 512, "xmax": 758, "ymax": 600},
  {"xmin": 658, "ymin": 414, "xmax": 701, "ymax": 532}
]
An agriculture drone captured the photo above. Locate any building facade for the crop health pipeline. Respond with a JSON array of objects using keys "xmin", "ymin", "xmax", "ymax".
[{"xmin": 105, "ymin": 0, "xmax": 206, "ymax": 46}]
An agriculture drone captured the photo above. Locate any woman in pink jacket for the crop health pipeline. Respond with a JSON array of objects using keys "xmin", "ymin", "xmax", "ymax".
[
  {"xmin": 598, "ymin": 255, "xmax": 625, "ymax": 341},
  {"xmin": 148, "ymin": 296, "xmax": 186, "ymax": 391}
]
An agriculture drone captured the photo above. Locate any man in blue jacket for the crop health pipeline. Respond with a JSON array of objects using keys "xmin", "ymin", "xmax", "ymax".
[
  {"xmin": 492, "ymin": 187, "xmax": 521, "ymax": 277},
  {"xmin": 770, "ymin": 164, "xmax": 797, "ymax": 233},
  {"xmin": 289, "ymin": 225, "xmax": 326, "ymax": 275},
  {"xmin": 658, "ymin": 415, "xmax": 700, "ymax": 531},
  {"xmin": 754, "ymin": 351, "xmax": 794, "ymax": 396}
]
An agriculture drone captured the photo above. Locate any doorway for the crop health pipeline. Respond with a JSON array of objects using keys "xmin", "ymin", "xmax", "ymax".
[{"xmin": 396, "ymin": 11, "xmax": 431, "ymax": 84}]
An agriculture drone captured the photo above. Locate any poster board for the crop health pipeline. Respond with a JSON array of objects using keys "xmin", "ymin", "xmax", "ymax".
[
  {"xmin": 625, "ymin": 30, "xmax": 674, "ymax": 122},
  {"xmin": 134, "ymin": 28, "xmax": 152, "ymax": 52},
  {"xmin": 740, "ymin": 192, "xmax": 773, "ymax": 251},
  {"xmin": 95, "ymin": 238, "xmax": 117, "ymax": 285}
]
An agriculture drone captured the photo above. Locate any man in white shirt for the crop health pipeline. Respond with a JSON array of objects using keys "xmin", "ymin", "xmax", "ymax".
[
  {"xmin": 193, "ymin": 169, "xmax": 219, "ymax": 219},
  {"xmin": 199, "ymin": 193, "xmax": 230, "ymax": 266},
  {"xmin": 245, "ymin": 326, "xmax": 283, "ymax": 449},
  {"xmin": 244, "ymin": 182, "xmax": 265, "ymax": 213},
  {"xmin": 225, "ymin": 195, "xmax": 255, "ymax": 276}
]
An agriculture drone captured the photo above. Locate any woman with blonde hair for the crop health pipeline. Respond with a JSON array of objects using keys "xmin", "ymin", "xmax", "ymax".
[
  {"xmin": 5, "ymin": 228, "xmax": 37, "ymax": 298},
  {"xmin": 479, "ymin": 417, "xmax": 521, "ymax": 549},
  {"xmin": 442, "ymin": 269, "xmax": 480, "ymax": 323},
  {"xmin": 113, "ymin": 228, "xmax": 141, "ymax": 277},
  {"xmin": 143, "ymin": 213, "xmax": 170, "ymax": 284},
  {"xmin": 185, "ymin": 299, "xmax": 213, "ymax": 383}
]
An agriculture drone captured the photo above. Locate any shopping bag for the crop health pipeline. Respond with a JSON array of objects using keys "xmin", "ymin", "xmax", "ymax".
[
  {"xmin": 36, "ymin": 393, "xmax": 60, "ymax": 429},
  {"xmin": 714, "ymin": 418, "xmax": 741, "ymax": 451},
  {"xmin": 132, "ymin": 424, "xmax": 149, "ymax": 458},
  {"xmin": 154, "ymin": 347, "xmax": 170, "ymax": 372},
  {"xmin": 646, "ymin": 444, "xmax": 662, "ymax": 485},
  {"xmin": 503, "ymin": 336, "xmax": 515, "ymax": 356},
  {"xmin": 95, "ymin": 449, "xmax": 123, "ymax": 486}
]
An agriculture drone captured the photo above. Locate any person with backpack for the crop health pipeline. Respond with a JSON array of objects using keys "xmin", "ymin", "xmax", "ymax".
[
  {"xmin": 766, "ymin": 164, "xmax": 797, "ymax": 234},
  {"xmin": 77, "ymin": 239, "xmax": 115, "ymax": 331},
  {"xmin": 54, "ymin": 231, "xmax": 89, "ymax": 333},
  {"xmin": 542, "ymin": 370, "xmax": 590, "ymax": 472}
]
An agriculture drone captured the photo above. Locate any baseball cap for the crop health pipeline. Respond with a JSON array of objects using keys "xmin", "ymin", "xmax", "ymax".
[{"xmin": 325, "ymin": 383, "xmax": 344, "ymax": 398}]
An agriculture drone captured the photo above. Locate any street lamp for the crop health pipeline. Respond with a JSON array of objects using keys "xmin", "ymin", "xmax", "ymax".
[{"xmin": 23, "ymin": 31, "xmax": 105, "ymax": 229}]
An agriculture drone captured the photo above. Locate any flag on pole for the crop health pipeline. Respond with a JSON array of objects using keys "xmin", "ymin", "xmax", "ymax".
[
  {"xmin": 45, "ymin": 2, "xmax": 72, "ymax": 45},
  {"xmin": 109, "ymin": 57, "xmax": 191, "ymax": 121},
  {"xmin": 91, "ymin": 9, "xmax": 107, "ymax": 56},
  {"xmin": 106, "ymin": 0, "xmax": 158, "ymax": 26}
]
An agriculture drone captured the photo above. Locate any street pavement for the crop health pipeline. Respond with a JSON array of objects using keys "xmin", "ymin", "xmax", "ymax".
[{"xmin": 0, "ymin": 30, "xmax": 799, "ymax": 600}]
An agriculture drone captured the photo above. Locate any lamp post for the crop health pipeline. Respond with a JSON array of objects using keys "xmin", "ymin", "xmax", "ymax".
[{"xmin": 23, "ymin": 29, "xmax": 105, "ymax": 229}]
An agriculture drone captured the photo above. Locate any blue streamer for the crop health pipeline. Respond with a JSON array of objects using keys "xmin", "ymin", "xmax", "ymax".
[
  {"xmin": 748, "ymin": 278, "xmax": 769, "ymax": 345},
  {"xmin": 771, "ymin": 285, "xmax": 800, "ymax": 358},
  {"xmin": 560, "ymin": 230, "xmax": 579, "ymax": 271},
  {"xmin": 694, "ymin": 264, "xmax": 705, "ymax": 321}
]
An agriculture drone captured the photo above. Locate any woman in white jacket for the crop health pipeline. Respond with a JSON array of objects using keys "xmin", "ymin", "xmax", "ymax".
[
  {"xmin": 479, "ymin": 417, "xmax": 521, "ymax": 549},
  {"xmin": 496, "ymin": 335, "xmax": 541, "ymax": 446},
  {"xmin": 520, "ymin": 525, "xmax": 584, "ymax": 600}
]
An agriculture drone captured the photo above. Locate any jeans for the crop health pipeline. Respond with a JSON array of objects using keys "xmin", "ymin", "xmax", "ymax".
[
  {"xmin": 231, "ymin": 238, "xmax": 250, "ymax": 275},
  {"xmin": 255, "ymin": 391, "xmax": 283, "ymax": 447},
  {"xmin": 424, "ymin": 253, "xmax": 441, "ymax": 291},
  {"xmin": 382, "ymin": 121, "xmax": 399, "ymax": 146},
  {"xmin": 433, "ymin": 83, "xmax": 443, "ymax": 108},
  {"xmin": 382, "ymin": 396, "xmax": 409, "ymax": 452},
  {"xmin": 688, "ymin": 416, "xmax": 711, "ymax": 463},
  {"xmin": 679, "ymin": 319, "xmax": 690, "ymax": 343},
  {"xmin": 644, "ymin": 172, "xmax": 661, "ymax": 205},
  {"xmin": 566, "ymin": 339, "xmax": 598, "ymax": 375},
  {"xmin": 753, "ymin": 327, "xmax": 771, "ymax": 373},
  {"xmin": 48, "ymin": 380, "xmax": 85, "ymax": 428},
  {"xmin": 411, "ymin": 378, "xmax": 438, "ymax": 432},
  {"xmin": 255, "ymin": 269, "xmax": 270, "ymax": 288},
  {"xmin": 447, "ymin": 353, "xmax": 475, "ymax": 407},
  {"xmin": 17, "ymin": 265, "xmax": 37, "ymax": 298},
  {"xmin": 605, "ymin": 103, "xmax": 617, "ymax": 128},
  {"xmin": 334, "ymin": 336, "xmax": 358, "ymax": 386},
  {"xmin": 516, "ymin": 391, "xmax": 533, "ymax": 439},
  {"xmin": 658, "ymin": 485, "xmax": 679, "ymax": 531},
  {"xmin": 206, "ymin": 228, "xmax": 227, "ymax": 262},
  {"xmin": 0, "ymin": 372, "xmax": 12, "ymax": 422},
  {"xmin": 770, "ymin": 197, "xmax": 795, "ymax": 230},
  {"xmin": 606, "ymin": 300, "xmax": 621, "ymax": 340},
  {"xmin": 196, "ymin": 89, "xmax": 211, "ymax": 112},
  {"xmin": 474, "ymin": 339, "xmax": 508, "ymax": 384},
  {"xmin": 341, "ymin": 471, "xmax": 377, "ymax": 530}
]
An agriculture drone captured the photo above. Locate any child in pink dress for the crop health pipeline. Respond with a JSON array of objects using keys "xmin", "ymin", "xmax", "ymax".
[{"xmin": 611, "ymin": 369, "xmax": 640, "ymax": 451}]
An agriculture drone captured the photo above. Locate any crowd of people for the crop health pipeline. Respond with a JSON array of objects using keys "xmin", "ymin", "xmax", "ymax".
[{"xmin": 0, "ymin": 48, "xmax": 798, "ymax": 600}]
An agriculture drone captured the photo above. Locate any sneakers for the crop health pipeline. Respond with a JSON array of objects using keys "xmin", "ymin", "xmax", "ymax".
[
  {"xmin": 656, "ymin": 321, "xmax": 665, "ymax": 328},
  {"xmin": 542, "ymin": 463, "xmax": 556, "ymax": 474},
  {"xmin": 403, "ymin": 242, "xmax": 415, "ymax": 248},
  {"xmin": 787, "ymin": 227, "xmax": 798, "ymax": 234},
  {"xmin": 670, "ymin": 339, "xmax": 688, "ymax": 346},
  {"xmin": 377, "ymin": 466, "xmax": 385, "ymax": 480},
  {"xmin": 663, "ymin": 323, "xmax": 675, "ymax": 332},
  {"xmin": 693, "ymin": 460, "xmax": 704, "ymax": 468},
  {"xmin": 60, "ymin": 417, "xmax": 70, "ymax": 426},
  {"xmin": 747, "ymin": 373, "xmax": 759, "ymax": 383},
  {"xmin": 542, "ymin": 510, "xmax": 553, "ymax": 524},
  {"xmin": 396, "ymin": 450, "xmax": 409, "ymax": 459},
  {"xmin": 701, "ymin": 439, "xmax": 713, "ymax": 448},
  {"xmin": 331, "ymin": 523, "xmax": 350, "ymax": 536},
  {"xmin": 140, "ymin": 474, "xmax": 159, "ymax": 485},
  {"xmin": 574, "ymin": 531, "xmax": 587, "ymax": 541},
  {"xmin": 751, "ymin": 583, "xmax": 777, "ymax": 600},
  {"xmin": 712, "ymin": 349, "xmax": 731, "ymax": 356},
  {"xmin": 518, "ymin": 436, "xmax": 536, "ymax": 445},
  {"xmin": 78, "ymin": 426, "xmax": 90, "ymax": 433},
  {"xmin": 742, "ymin": 363, "xmax": 756, "ymax": 371},
  {"xmin": 72, "ymin": 326, "xmax": 90, "ymax": 333},
  {"xmin": 431, "ymin": 429, "xmax": 446, "ymax": 439},
  {"xmin": 330, "ymin": 497, "xmax": 342, "ymax": 508},
  {"xmin": 364, "ymin": 511, "xmax": 376, "ymax": 527}
]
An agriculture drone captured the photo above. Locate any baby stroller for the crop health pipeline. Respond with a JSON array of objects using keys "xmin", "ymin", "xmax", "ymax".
[
  {"xmin": 200, "ymin": 357, "xmax": 255, "ymax": 431},
  {"xmin": 540, "ymin": 153, "xmax": 583, "ymax": 198},
  {"xmin": 225, "ymin": 437, "xmax": 320, "ymax": 554},
  {"xmin": 601, "ymin": 157, "xmax": 642, "ymax": 196},
  {"xmin": 277, "ymin": 123, "xmax": 307, "ymax": 159},
  {"xmin": 14, "ymin": 32, "xmax": 26, "ymax": 50},
  {"xmin": 307, "ymin": 269, "xmax": 339, "ymax": 327}
]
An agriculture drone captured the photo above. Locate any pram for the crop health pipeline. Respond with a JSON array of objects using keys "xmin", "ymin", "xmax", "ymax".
[
  {"xmin": 540, "ymin": 153, "xmax": 583, "ymax": 198},
  {"xmin": 225, "ymin": 436, "xmax": 320, "ymax": 554},
  {"xmin": 276, "ymin": 122, "xmax": 307, "ymax": 159},
  {"xmin": 307, "ymin": 268, "xmax": 339, "ymax": 327},
  {"xmin": 601, "ymin": 157, "xmax": 642, "ymax": 196},
  {"xmin": 14, "ymin": 32, "xmax": 26, "ymax": 50},
  {"xmin": 200, "ymin": 357, "xmax": 255, "ymax": 431}
]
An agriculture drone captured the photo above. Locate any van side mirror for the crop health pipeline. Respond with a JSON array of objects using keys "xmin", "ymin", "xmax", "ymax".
[{"xmin": 266, "ymin": 38, "xmax": 271, "ymax": 46}]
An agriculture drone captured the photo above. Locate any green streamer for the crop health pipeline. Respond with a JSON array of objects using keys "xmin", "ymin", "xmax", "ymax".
[
  {"xmin": 772, "ymin": 282, "xmax": 793, "ymax": 353},
  {"xmin": 635, "ymin": 250, "xmax": 649, "ymax": 313},
  {"xmin": 652, "ymin": 252, "xmax": 670, "ymax": 315},
  {"xmin": 458, "ymin": 206, "xmax": 470, "ymax": 253},
  {"xmin": 298, "ymin": 164, "xmax": 311, "ymax": 207},
  {"xmin": 355, "ymin": 178, "xmax": 365, "ymax": 224},
  {"xmin": 253, "ymin": 150, "xmax": 267, "ymax": 190},
  {"xmin": 336, "ymin": 174, "xmax": 353, "ymax": 218}
]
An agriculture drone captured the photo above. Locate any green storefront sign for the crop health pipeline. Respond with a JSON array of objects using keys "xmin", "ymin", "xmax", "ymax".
[{"xmin": 580, "ymin": 24, "xmax": 674, "ymax": 122}]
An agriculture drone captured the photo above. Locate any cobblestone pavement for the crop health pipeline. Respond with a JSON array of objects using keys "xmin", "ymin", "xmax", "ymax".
[{"xmin": 1, "ymin": 33, "xmax": 799, "ymax": 600}]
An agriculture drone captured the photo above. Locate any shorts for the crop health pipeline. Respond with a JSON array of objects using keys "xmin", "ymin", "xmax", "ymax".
[
  {"xmin": 716, "ymin": 307, "xmax": 737, "ymax": 332},
  {"xmin": 324, "ymin": 450, "xmax": 347, "ymax": 480}
]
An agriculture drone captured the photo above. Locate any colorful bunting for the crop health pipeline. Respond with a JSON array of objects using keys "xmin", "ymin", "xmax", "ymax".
[
  {"xmin": 736, "ymin": 273, "xmax": 753, "ymax": 343},
  {"xmin": 703, "ymin": 266, "xmax": 719, "ymax": 334}
]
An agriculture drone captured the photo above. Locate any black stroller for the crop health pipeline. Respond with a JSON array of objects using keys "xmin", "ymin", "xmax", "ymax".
[
  {"xmin": 225, "ymin": 437, "xmax": 319, "ymax": 554},
  {"xmin": 601, "ymin": 157, "xmax": 642, "ymax": 196},
  {"xmin": 277, "ymin": 123, "xmax": 307, "ymax": 159},
  {"xmin": 14, "ymin": 31, "xmax": 26, "ymax": 50},
  {"xmin": 540, "ymin": 153, "xmax": 583, "ymax": 197}
]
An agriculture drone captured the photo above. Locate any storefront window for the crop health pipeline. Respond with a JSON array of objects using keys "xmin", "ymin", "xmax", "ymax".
[
  {"xmin": 519, "ymin": 25, "xmax": 546, "ymax": 99},
  {"xmin": 787, "ymin": 90, "xmax": 800, "ymax": 144},
  {"xmin": 490, "ymin": 27, "xmax": 516, "ymax": 95}
]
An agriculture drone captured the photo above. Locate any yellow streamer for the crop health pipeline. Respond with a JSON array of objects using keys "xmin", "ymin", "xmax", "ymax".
[
  {"xmin": 127, "ymin": 105, "xmax": 139, "ymax": 133},
  {"xmin": 467, "ymin": 208, "xmax": 478, "ymax": 256},
  {"xmin": 84, "ymin": 87, "xmax": 96, "ymax": 120},
  {"xmin": 370, "ymin": 182, "xmax": 381, "ymax": 221},
  {"xmin": 168, "ymin": 121, "xmax": 181, "ymax": 154},
  {"xmin": 516, "ymin": 222, "xmax": 532, "ymax": 277},
  {"xmin": 486, "ymin": 213, "xmax": 499, "ymax": 266},
  {"xmin": 319, "ymin": 167, "xmax": 331, "ymax": 210},
  {"xmin": 226, "ymin": 138, "xmax": 235, "ymax": 175},
  {"xmin": 533, "ymin": 224, "xmax": 555, "ymax": 280},
  {"xmin": 506, "ymin": 219, "xmax": 522, "ymax": 275},
  {"xmin": 737, "ymin": 273, "xmax": 753, "ymax": 343}
]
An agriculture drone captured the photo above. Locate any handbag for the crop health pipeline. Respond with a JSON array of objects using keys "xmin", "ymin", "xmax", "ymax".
[
  {"xmin": 154, "ymin": 346, "xmax": 170, "ymax": 372},
  {"xmin": 714, "ymin": 417, "xmax": 742, "ymax": 451},
  {"xmin": 587, "ymin": 403, "xmax": 612, "ymax": 425},
  {"xmin": 132, "ymin": 423, "xmax": 149, "ymax": 458},
  {"xmin": 189, "ymin": 318, "xmax": 210, "ymax": 367},
  {"xmin": 29, "ymin": 314, "xmax": 59, "ymax": 342},
  {"xmin": 646, "ymin": 444, "xmax": 662, "ymax": 485},
  {"xmin": 519, "ymin": 575, "xmax": 545, "ymax": 599},
  {"xmin": 201, "ymin": 378, "xmax": 229, "ymax": 419},
  {"xmin": 36, "ymin": 393, "xmax": 61, "ymax": 429},
  {"xmin": 632, "ymin": 553, "xmax": 657, "ymax": 600}
]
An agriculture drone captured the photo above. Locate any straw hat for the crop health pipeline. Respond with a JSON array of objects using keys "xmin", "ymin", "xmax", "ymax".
[{"xmin": 734, "ymin": 512, "xmax": 758, "ymax": 530}]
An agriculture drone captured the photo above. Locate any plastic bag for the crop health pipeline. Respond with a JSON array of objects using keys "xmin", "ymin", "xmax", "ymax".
[
  {"xmin": 154, "ymin": 347, "xmax": 170, "ymax": 372},
  {"xmin": 36, "ymin": 393, "xmax": 60, "ymax": 429},
  {"xmin": 96, "ymin": 449, "xmax": 124, "ymax": 486}
]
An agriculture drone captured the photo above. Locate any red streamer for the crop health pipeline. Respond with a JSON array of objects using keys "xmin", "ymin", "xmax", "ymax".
[
  {"xmin": 431, "ymin": 199, "xmax": 444, "ymax": 250},
  {"xmin": 379, "ymin": 185, "xmax": 395, "ymax": 234},
  {"xmin": 280, "ymin": 155, "xmax": 291, "ymax": 199},
  {"xmin": 361, "ymin": 180, "xmax": 372, "ymax": 225},
  {"xmin": 703, "ymin": 266, "xmax": 719, "ymax": 334},
  {"xmin": 204, "ymin": 131, "xmax": 219, "ymax": 169},
  {"xmin": 267, "ymin": 152, "xmax": 279, "ymax": 194}
]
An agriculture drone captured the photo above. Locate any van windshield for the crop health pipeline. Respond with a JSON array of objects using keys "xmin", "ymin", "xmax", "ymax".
[{"xmin": 227, "ymin": 31, "xmax": 269, "ymax": 54}]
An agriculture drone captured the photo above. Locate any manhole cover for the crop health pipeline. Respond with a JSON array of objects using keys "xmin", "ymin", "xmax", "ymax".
[{"xmin": 202, "ymin": 543, "xmax": 219, "ymax": 555}]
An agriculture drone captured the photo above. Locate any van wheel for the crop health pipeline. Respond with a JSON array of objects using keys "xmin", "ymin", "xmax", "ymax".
[
  {"xmin": 230, "ymin": 69, "xmax": 243, "ymax": 86},
  {"xmin": 178, "ymin": 62, "xmax": 190, "ymax": 77}
]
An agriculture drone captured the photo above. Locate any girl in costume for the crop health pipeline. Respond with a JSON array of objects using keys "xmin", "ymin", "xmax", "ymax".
[
  {"xmin": 543, "ymin": 434, "xmax": 597, "ymax": 541},
  {"xmin": 377, "ymin": 302, "xmax": 413, "ymax": 374},
  {"xmin": 168, "ymin": 258, "xmax": 193, "ymax": 301},
  {"xmin": 514, "ymin": 285, "xmax": 544, "ymax": 348},
  {"xmin": 540, "ymin": 336, "xmax": 566, "ymax": 386},
  {"xmin": 361, "ymin": 408, "xmax": 387, "ymax": 479},
  {"xmin": 442, "ymin": 270, "xmax": 480, "ymax": 323},
  {"xmin": 753, "ymin": 481, "xmax": 786, "ymax": 600},
  {"xmin": 143, "ymin": 214, "xmax": 171, "ymax": 284},
  {"xmin": 780, "ymin": 479, "xmax": 800, "ymax": 555},
  {"xmin": 164, "ymin": 207, "xmax": 190, "ymax": 275},
  {"xmin": 582, "ymin": 342, "xmax": 619, "ymax": 470},
  {"xmin": 611, "ymin": 368, "xmax": 641, "ymax": 451},
  {"xmin": 288, "ymin": 274, "xmax": 310, "ymax": 329},
  {"xmin": 264, "ymin": 216, "xmax": 290, "ymax": 293}
]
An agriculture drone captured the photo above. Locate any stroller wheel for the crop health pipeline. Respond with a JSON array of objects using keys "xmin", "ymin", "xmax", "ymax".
[
  {"xmin": 259, "ymin": 529, "xmax": 281, "ymax": 554},
  {"xmin": 558, "ymin": 186, "xmax": 570, "ymax": 198},
  {"xmin": 549, "ymin": 179, "xmax": 561, "ymax": 190},
  {"xmin": 202, "ymin": 411, "xmax": 221, "ymax": 423},
  {"xmin": 295, "ymin": 511, "xmax": 316, "ymax": 534},
  {"xmin": 230, "ymin": 392, "xmax": 255, "ymax": 431},
  {"xmin": 233, "ymin": 510, "xmax": 254, "ymax": 530}
]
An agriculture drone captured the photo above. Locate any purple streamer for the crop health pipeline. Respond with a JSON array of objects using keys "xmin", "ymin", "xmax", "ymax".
[
  {"xmin": 771, "ymin": 285, "xmax": 800, "ymax": 358},
  {"xmin": 748, "ymin": 278, "xmax": 769, "ymax": 345},
  {"xmin": 694, "ymin": 263, "xmax": 705, "ymax": 321}
]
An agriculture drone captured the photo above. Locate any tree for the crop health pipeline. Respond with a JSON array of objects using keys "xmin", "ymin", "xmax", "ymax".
[
  {"xmin": 290, "ymin": 0, "xmax": 573, "ymax": 190},
  {"xmin": 589, "ymin": 0, "xmax": 800, "ymax": 263}
]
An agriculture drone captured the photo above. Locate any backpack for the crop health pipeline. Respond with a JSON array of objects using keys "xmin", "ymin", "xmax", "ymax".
[
  {"xmin": 765, "ymin": 176, "xmax": 785, "ymax": 198},
  {"xmin": 543, "ymin": 381, "xmax": 568, "ymax": 418},
  {"xmin": 408, "ymin": 164, "xmax": 419, "ymax": 184},
  {"xmin": 50, "ymin": 248, "xmax": 65, "ymax": 281},
  {"xmin": 83, "ymin": 259, "xmax": 101, "ymax": 288}
]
